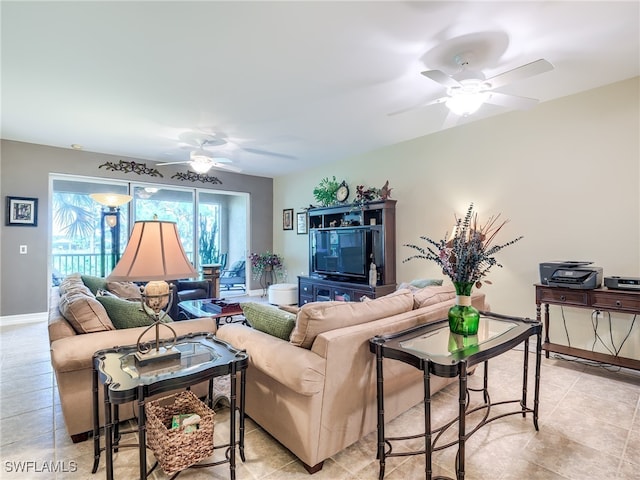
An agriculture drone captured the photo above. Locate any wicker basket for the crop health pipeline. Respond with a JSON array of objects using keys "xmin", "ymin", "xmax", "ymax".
[{"xmin": 145, "ymin": 390, "xmax": 215, "ymax": 475}]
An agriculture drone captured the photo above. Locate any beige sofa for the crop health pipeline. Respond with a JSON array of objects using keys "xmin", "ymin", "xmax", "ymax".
[
  {"xmin": 217, "ymin": 286, "xmax": 487, "ymax": 473},
  {"xmin": 48, "ymin": 275, "xmax": 217, "ymax": 442}
]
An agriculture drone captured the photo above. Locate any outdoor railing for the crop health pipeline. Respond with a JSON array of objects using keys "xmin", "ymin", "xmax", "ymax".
[
  {"xmin": 52, "ymin": 253, "xmax": 111, "ymax": 280},
  {"xmin": 52, "ymin": 251, "xmax": 196, "ymax": 284}
]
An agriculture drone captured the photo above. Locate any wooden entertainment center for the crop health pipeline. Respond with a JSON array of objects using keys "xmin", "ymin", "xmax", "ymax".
[{"xmin": 298, "ymin": 200, "xmax": 396, "ymax": 305}]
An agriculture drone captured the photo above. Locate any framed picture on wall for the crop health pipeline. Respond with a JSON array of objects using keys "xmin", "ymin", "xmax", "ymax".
[
  {"xmin": 296, "ymin": 212, "xmax": 308, "ymax": 234},
  {"xmin": 5, "ymin": 196, "xmax": 38, "ymax": 227},
  {"xmin": 283, "ymin": 208, "xmax": 294, "ymax": 230}
]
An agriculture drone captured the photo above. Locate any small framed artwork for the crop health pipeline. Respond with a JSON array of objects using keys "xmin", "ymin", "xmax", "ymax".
[
  {"xmin": 6, "ymin": 196, "xmax": 38, "ymax": 227},
  {"xmin": 283, "ymin": 208, "xmax": 294, "ymax": 230},
  {"xmin": 296, "ymin": 211, "xmax": 308, "ymax": 235}
]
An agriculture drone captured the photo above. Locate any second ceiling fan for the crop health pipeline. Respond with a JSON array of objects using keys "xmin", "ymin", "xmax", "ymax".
[
  {"xmin": 396, "ymin": 53, "xmax": 554, "ymax": 127},
  {"xmin": 157, "ymin": 133, "xmax": 241, "ymax": 174}
]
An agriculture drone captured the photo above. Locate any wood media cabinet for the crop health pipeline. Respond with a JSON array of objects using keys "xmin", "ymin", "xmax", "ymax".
[
  {"xmin": 535, "ymin": 284, "xmax": 640, "ymax": 370},
  {"xmin": 299, "ymin": 200, "xmax": 396, "ymax": 306}
]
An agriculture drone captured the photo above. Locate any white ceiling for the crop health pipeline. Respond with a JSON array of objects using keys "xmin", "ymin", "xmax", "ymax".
[{"xmin": 2, "ymin": 1, "xmax": 639, "ymax": 178}]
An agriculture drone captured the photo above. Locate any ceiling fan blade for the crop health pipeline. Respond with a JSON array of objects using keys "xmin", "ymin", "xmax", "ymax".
[
  {"xmin": 486, "ymin": 59, "xmax": 553, "ymax": 89},
  {"xmin": 212, "ymin": 162, "xmax": 242, "ymax": 173},
  {"xmin": 421, "ymin": 69, "xmax": 462, "ymax": 88},
  {"xmin": 485, "ymin": 92, "xmax": 539, "ymax": 110},
  {"xmin": 157, "ymin": 161, "xmax": 189, "ymax": 166},
  {"xmin": 242, "ymin": 147, "xmax": 296, "ymax": 160},
  {"xmin": 441, "ymin": 110, "xmax": 460, "ymax": 129},
  {"xmin": 388, "ymin": 96, "xmax": 448, "ymax": 116}
]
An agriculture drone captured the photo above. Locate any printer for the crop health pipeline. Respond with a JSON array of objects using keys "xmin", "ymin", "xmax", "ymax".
[{"xmin": 539, "ymin": 261, "xmax": 603, "ymax": 289}]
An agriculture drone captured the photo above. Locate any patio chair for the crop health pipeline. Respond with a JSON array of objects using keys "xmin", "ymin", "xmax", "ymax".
[{"xmin": 220, "ymin": 260, "xmax": 246, "ymax": 291}]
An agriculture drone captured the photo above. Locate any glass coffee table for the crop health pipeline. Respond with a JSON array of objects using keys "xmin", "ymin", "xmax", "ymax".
[
  {"xmin": 369, "ymin": 312, "xmax": 542, "ymax": 480},
  {"xmin": 92, "ymin": 332, "xmax": 248, "ymax": 480},
  {"xmin": 178, "ymin": 298, "xmax": 246, "ymax": 328}
]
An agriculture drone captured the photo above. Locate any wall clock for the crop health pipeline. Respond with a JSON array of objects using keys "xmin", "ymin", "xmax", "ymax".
[{"xmin": 335, "ymin": 181, "xmax": 349, "ymax": 203}]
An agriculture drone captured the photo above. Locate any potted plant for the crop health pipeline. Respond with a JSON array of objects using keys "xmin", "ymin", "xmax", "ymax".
[
  {"xmin": 404, "ymin": 203, "xmax": 523, "ymax": 335},
  {"xmin": 312, "ymin": 176, "xmax": 341, "ymax": 206},
  {"xmin": 249, "ymin": 251, "xmax": 285, "ymax": 281}
]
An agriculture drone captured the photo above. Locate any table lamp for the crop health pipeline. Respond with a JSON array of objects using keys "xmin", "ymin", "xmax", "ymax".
[{"xmin": 108, "ymin": 220, "xmax": 197, "ymax": 365}]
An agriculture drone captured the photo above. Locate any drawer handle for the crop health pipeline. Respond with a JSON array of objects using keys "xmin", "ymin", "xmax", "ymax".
[
  {"xmin": 615, "ymin": 300, "xmax": 622, "ymax": 307},
  {"xmin": 560, "ymin": 295, "xmax": 566, "ymax": 301}
]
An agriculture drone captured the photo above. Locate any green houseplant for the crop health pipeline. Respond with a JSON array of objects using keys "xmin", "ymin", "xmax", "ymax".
[
  {"xmin": 404, "ymin": 203, "xmax": 523, "ymax": 335},
  {"xmin": 313, "ymin": 176, "xmax": 340, "ymax": 206}
]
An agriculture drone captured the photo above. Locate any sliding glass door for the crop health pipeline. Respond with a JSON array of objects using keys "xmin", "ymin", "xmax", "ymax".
[
  {"xmin": 51, "ymin": 175, "xmax": 248, "ymax": 289},
  {"xmin": 51, "ymin": 177, "xmax": 129, "ymax": 282}
]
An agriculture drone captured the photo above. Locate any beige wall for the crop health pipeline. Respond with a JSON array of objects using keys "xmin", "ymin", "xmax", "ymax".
[
  {"xmin": 273, "ymin": 77, "xmax": 640, "ymax": 358},
  {"xmin": 0, "ymin": 141, "xmax": 273, "ymax": 317}
]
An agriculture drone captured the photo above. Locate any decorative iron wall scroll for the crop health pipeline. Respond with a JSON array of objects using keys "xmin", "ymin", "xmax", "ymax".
[
  {"xmin": 171, "ymin": 171, "xmax": 222, "ymax": 184},
  {"xmin": 99, "ymin": 160, "xmax": 164, "ymax": 177}
]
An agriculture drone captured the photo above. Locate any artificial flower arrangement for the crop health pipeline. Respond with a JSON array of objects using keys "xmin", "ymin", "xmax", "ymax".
[
  {"xmin": 404, "ymin": 203, "xmax": 523, "ymax": 288},
  {"xmin": 352, "ymin": 180, "xmax": 392, "ymax": 208},
  {"xmin": 249, "ymin": 251, "xmax": 284, "ymax": 280},
  {"xmin": 404, "ymin": 203, "xmax": 523, "ymax": 335}
]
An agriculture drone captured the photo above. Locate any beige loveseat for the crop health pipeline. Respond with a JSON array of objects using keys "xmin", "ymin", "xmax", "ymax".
[
  {"xmin": 48, "ymin": 274, "xmax": 217, "ymax": 442},
  {"xmin": 217, "ymin": 286, "xmax": 487, "ymax": 473}
]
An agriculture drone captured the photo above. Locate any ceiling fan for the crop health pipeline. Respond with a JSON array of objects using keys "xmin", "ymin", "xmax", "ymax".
[
  {"xmin": 157, "ymin": 134, "xmax": 242, "ymax": 174},
  {"xmin": 394, "ymin": 54, "xmax": 554, "ymax": 125}
]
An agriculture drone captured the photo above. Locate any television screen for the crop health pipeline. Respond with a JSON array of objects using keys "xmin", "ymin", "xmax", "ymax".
[{"xmin": 313, "ymin": 228, "xmax": 367, "ymax": 278}]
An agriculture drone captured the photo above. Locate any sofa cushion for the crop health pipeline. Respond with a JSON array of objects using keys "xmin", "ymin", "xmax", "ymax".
[
  {"xmin": 96, "ymin": 295, "xmax": 172, "ymax": 329},
  {"xmin": 81, "ymin": 275, "xmax": 108, "ymax": 295},
  {"xmin": 412, "ymin": 285, "xmax": 457, "ymax": 309},
  {"xmin": 290, "ymin": 288, "xmax": 414, "ymax": 349},
  {"xmin": 59, "ymin": 292, "xmax": 115, "ymax": 334},
  {"xmin": 106, "ymin": 281, "xmax": 142, "ymax": 300},
  {"xmin": 241, "ymin": 302, "xmax": 296, "ymax": 340}
]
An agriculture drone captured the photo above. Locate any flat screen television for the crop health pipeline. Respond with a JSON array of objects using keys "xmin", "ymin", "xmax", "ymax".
[{"xmin": 311, "ymin": 227, "xmax": 370, "ymax": 281}]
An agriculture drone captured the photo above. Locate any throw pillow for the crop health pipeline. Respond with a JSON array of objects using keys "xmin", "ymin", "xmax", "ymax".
[
  {"xmin": 412, "ymin": 285, "xmax": 457, "ymax": 309},
  {"xmin": 241, "ymin": 302, "xmax": 296, "ymax": 341},
  {"xmin": 59, "ymin": 292, "xmax": 115, "ymax": 334},
  {"xmin": 81, "ymin": 275, "xmax": 108, "ymax": 295},
  {"xmin": 59, "ymin": 274, "xmax": 93, "ymax": 297},
  {"xmin": 96, "ymin": 295, "xmax": 173, "ymax": 329},
  {"xmin": 106, "ymin": 281, "xmax": 142, "ymax": 300},
  {"xmin": 290, "ymin": 288, "xmax": 414, "ymax": 349}
]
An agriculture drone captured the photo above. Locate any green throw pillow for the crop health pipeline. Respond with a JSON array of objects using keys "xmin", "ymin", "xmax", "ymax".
[
  {"xmin": 96, "ymin": 295, "xmax": 173, "ymax": 329},
  {"xmin": 81, "ymin": 275, "xmax": 108, "ymax": 295},
  {"xmin": 241, "ymin": 302, "xmax": 296, "ymax": 340}
]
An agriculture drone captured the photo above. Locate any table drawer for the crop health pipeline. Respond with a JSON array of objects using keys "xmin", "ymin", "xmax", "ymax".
[
  {"xmin": 299, "ymin": 281, "xmax": 313, "ymax": 296},
  {"xmin": 591, "ymin": 291, "xmax": 640, "ymax": 313},
  {"xmin": 299, "ymin": 294, "xmax": 314, "ymax": 306},
  {"xmin": 537, "ymin": 288, "xmax": 589, "ymax": 306}
]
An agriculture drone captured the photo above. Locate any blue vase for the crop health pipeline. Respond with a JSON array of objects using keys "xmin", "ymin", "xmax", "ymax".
[{"xmin": 448, "ymin": 281, "xmax": 480, "ymax": 336}]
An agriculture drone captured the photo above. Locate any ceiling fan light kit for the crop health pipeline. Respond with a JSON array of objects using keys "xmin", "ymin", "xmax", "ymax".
[
  {"xmin": 417, "ymin": 55, "xmax": 554, "ymax": 121},
  {"xmin": 445, "ymin": 91, "xmax": 489, "ymax": 116}
]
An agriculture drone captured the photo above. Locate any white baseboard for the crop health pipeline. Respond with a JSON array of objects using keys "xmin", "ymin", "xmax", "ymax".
[{"xmin": 0, "ymin": 312, "xmax": 47, "ymax": 327}]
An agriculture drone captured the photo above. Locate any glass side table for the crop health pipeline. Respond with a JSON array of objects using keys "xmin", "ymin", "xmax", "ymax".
[
  {"xmin": 369, "ymin": 312, "xmax": 542, "ymax": 480},
  {"xmin": 91, "ymin": 332, "xmax": 248, "ymax": 480}
]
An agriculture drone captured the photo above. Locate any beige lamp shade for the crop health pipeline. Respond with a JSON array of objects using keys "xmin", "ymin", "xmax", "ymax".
[
  {"xmin": 107, "ymin": 220, "xmax": 197, "ymax": 282},
  {"xmin": 90, "ymin": 193, "xmax": 133, "ymax": 207}
]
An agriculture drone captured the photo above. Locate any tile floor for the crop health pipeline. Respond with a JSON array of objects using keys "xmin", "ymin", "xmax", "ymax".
[{"xmin": 1, "ymin": 311, "xmax": 639, "ymax": 479}]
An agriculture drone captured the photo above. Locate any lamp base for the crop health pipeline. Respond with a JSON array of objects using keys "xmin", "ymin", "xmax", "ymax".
[{"xmin": 134, "ymin": 347, "xmax": 181, "ymax": 366}]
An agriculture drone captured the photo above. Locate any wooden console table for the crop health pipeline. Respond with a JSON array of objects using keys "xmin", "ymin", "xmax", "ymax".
[{"xmin": 535, "ymin": 284, "xmax": 640, "ymax": 370}]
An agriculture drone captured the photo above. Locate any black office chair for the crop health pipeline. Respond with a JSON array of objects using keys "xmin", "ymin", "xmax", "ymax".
[{"xmin": 220, "ymin": 260, "xmax": 246, "ymax": 291}]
